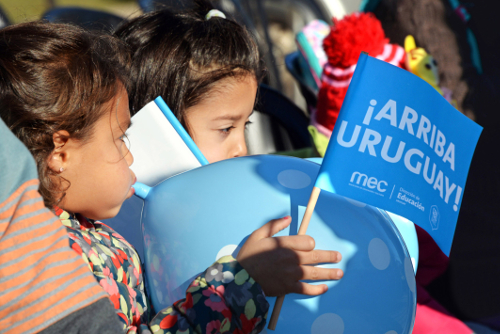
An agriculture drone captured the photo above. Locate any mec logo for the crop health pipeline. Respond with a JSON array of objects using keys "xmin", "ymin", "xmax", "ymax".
[{"xmin": 350, "ymin": 172, "xmax": 388, "ymax": 193}]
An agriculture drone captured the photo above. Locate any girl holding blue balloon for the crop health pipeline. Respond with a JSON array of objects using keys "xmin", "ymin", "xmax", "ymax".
[{"xmin": 0, "ymin": 20, "xmax": 343, "ymax": 334}]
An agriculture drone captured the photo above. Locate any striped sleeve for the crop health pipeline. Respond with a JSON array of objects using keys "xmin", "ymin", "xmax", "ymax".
[
  {"xmin": 0, "ymin": 118, "xmax": 114, "ymax": 334},
  {"xmin": 0, "ymin": 179, "xmax": 110, "ymax": 334}
]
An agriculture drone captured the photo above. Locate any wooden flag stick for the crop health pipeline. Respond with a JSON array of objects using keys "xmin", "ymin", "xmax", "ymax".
[{"xmin": 267, "ymin": 186, "xmax": 322, "ymax": 330}]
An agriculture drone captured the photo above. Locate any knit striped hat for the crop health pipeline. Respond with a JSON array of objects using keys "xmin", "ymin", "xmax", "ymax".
[{"xmin": 313, "ymin": 13, "xmax": 406, "ymax": 138}]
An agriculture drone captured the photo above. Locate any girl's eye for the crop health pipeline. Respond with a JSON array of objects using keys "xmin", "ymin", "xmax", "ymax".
[
  {"xmin": 118, "ymin": 134, "xmax": 129, "ymax": 146},
  {"xmin": 245, "ymin": 120, "xmax": 253, "ymax": 129},
  {"xmin": 220, "ymin": 126, "xmax": 235, "ymax": 135}
]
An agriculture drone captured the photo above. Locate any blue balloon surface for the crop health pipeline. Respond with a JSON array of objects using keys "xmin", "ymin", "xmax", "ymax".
[{"xmin": 140, "ymin": 155, "xmax": 417, "ymax": 333}]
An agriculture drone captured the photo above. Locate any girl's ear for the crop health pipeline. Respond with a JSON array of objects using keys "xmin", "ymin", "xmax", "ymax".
[{"xmin": 47, "ymin": 131, "xmax": 70, "ymax": 174}]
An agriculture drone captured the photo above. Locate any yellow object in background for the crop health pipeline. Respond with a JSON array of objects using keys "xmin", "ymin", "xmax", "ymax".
[
  {"xmin": 308, "ymin": 125, "xmax": 329, "ymax": 157},
  {"xmin": 404, "ymin": 35, "xmax": 443, "ymax": 95}
]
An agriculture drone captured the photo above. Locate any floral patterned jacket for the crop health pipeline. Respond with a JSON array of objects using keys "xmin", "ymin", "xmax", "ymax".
[{"xmin": 56, "ymin": 208, "xmax": 269, "ymax": 334}]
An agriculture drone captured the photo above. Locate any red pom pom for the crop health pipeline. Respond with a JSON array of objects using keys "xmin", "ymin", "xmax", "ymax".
[
  {"xmin": 316, "ymin": 85, "xmax": 348, "ymax": 131},
  {"xmin": 323, "ymin": 12, "xmax": 388, "ymax": 68}
]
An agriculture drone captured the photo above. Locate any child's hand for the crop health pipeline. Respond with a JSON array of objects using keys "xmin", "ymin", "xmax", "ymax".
[{"xmin": 237, "ymin": 216, "xmax": 343, "ymax": 297}]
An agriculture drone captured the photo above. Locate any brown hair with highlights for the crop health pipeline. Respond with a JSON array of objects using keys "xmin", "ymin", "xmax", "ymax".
[{"xmin": 0, "ymin": 21, "xmax": 129, "ymax": 207}]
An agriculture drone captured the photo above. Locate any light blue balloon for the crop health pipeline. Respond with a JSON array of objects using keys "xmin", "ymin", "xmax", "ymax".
[
  {"xmin": 136, "ymin": 155, "xmax": 416, "ymax": 333},
  {"xmin": 384, "ymin": 211, "xmax": 419, "ymax": 273}
]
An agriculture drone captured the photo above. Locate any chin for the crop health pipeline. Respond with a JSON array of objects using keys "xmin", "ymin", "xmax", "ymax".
[{"xmin": 85, "ymin": 206, "xmax": 121, "ymax": 221}]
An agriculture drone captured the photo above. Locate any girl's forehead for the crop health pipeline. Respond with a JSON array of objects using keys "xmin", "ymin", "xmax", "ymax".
[
  {"xmin": 115, "ymin": 98, "xmax": 132, "ymax": 130},
  {"xmin": 101, "ymin": 88, "xmax": 131, "ymax": 132},
  {"xmin": 186, "ymin": 75, "xmax": 257, "ymax": 122},
  {"xmin": 203, "ymin": 74, "xmax": 257, "ymax": 101}
]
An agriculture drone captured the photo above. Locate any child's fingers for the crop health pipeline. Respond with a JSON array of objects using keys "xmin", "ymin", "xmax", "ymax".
[
  {"xmin": 274, "ymin": 234, "xmax": 316, "ymax": 251},
  {"xmin": 248, "ymin": 216, "xmax": 291, "ymax": 241},
  {"xmin": 301, "ymin": 266, "xmax": 344, "ymax": 282},
  {"xmin": 297, "ymin": 249, "xmax": 342, "ymax": 266},
  {"xmin": 292, "ymin": 282, "xmax": 329, "ymax": 296}
]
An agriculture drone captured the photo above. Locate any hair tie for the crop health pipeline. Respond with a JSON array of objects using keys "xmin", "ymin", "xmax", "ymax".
[{"xmin": 205, "ymin": 9, "xmax": 226, "ymax": 21}]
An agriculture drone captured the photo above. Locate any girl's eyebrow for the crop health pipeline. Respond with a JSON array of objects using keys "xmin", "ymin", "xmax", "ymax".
[
  {"xmin": 213, "ymin": 110, "xmax": 254, "ymax": 122},
  {"xmin": 212, "ymin": 114, "xmax": 242, "ymax": 121}
]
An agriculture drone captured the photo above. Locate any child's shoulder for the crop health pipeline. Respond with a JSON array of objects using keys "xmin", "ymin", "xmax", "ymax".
[
  {"xmin": 57, "ymin": 209, "xmax": 139, "ymax": 258},
  {"xmin": 93, "ymin": 220, "xmax": 139, "ymax": 252}
]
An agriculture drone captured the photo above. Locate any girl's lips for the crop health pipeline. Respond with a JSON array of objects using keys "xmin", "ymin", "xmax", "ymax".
[
  {"xmin": 127, "ymin": 176, "xmax": 137, "ymax": 198},
  {"xmin": 126, "ymin": 185, "xmax": 135, "ymax": 199}
]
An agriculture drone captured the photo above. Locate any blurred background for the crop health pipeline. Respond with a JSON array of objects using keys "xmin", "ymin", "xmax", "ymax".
[{"xmin": 0, "ymin": 0, "xmax": 140, "ymax": 22}]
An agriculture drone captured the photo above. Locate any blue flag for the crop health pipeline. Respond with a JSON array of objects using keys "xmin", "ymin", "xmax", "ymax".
[{"xmin": 315, "ymin": 53, "xmax": 482, "ymax": 256}]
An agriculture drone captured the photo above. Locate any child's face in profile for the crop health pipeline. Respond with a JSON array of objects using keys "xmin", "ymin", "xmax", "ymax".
[
  {"xmin": 184, "ymin": 75, "xmax": 257, "ymax": 163},
  {"xmin": 57, "ymin": 86, "xmax": 136, "ymax": 220}
]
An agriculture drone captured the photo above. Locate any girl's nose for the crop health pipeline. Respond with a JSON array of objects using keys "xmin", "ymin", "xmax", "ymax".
[
  {"xmin": 232, "ymin": 136, "xmax": 248, "ymax": 158},
  {"xmin": 124, "ymin": 145, "xmax": 134, "ymax": 166}
]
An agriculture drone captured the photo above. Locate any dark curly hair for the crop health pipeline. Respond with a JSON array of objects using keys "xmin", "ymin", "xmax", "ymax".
[
  {"xmin": 114, "ymin": 0, "xmax": 264, "ymax": 129},
  {"xmin": 0, "ymin": 21, "xmax": 129, "ymax": 208}
]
